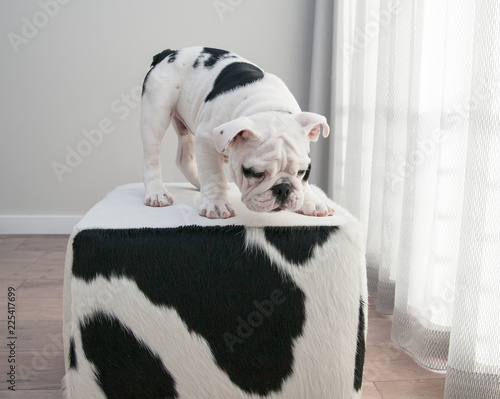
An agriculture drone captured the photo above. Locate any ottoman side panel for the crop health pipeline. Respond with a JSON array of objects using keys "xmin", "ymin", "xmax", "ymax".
[
  {"xmin": 66, "ymin": 226, "xmax": 308, "ymax": 398},
  {"xmin": 62, "ymin": 229, "xmax": 77, "ymax": 372},
  {"xmin": 245, "ymin": 223, "xmax": 367, "ymax": 398}
]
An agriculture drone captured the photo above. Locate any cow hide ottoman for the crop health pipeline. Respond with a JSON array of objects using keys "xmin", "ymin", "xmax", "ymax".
[{"xmin": 63, "ymin": 183, "xmax": 367, "ymax": 399}]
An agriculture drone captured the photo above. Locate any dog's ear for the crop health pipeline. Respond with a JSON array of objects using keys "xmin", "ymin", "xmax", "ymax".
[
  {"xmin": 213, "ymin": 117, "xmax": 260, "ymax": 153},
  {"xmin": 295, "ymin": 112, "xmax": 330, "ymax": 141}
]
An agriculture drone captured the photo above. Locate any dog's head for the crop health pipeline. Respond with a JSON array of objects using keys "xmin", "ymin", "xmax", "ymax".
[{"xmin": 213, "ymin": 111, "xmax": 329, "ymax": 213}]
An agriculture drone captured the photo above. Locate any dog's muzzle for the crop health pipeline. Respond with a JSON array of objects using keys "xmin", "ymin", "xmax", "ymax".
[{"xmin": 271, "ymin": 181, "xmax": 292, "ymax": 211}]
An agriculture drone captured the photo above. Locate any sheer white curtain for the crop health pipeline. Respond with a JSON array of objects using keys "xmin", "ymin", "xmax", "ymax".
[{"xmin": 309, "ymin": 0, "xmax": 500, "ymax": 397}]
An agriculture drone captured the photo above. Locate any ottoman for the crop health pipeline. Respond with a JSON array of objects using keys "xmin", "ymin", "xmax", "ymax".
[{"xmin": 63, "ymin": 183, "xmax": 367, "ymax": 399}]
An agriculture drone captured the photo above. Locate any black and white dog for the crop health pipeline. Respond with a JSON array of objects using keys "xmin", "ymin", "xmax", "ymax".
[{"xmin": 141, "ymin": 47, "xmax": 334, "ymax": 218}]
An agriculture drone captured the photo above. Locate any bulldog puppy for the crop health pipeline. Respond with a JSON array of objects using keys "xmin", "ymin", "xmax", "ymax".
[{"xmin": 141, "ymin": 46, "xmax": 334, "ymax": 219}]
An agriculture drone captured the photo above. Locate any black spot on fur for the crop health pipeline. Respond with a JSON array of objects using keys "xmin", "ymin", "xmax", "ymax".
[
  {"xmin": 80, "ymin": 312, "xmax": 178, "ymax": 399},
  {"xmin": 69, "ymin": 337, "xmax": 77, "ymax": 370},
  {"xmin": 142, "ymin": 49, "xmax": 179, "ymax": 95},
  {"xmin": 151, "ymin": 49, "xmax": 178, "ymax": 66},
  {"xmin": 303, "ymin": 163, "xmax": 312, "ymax": 182},
  {"xmin": 354, "ymin": 298, "xmax": 366, "ymax": 391},
  {"xmin": 205, "ymin": 62, "xmax": 264, "ymax": 102},
  {"xmin": 263, "ymin": 226, "xmax": 339, "ymax": 265},
  {"xmin": 193, "ymin": 47, "xmax": 236, "ymax": 69},
  {"xmin": 72, "ymin": 227, "xmax": 306, "ymax": 396}
]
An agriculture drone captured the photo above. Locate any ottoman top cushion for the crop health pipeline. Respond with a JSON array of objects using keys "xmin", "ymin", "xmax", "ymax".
[{"xmin": 75, "ymin": 183, "xmax": 350, "ymax": 232}]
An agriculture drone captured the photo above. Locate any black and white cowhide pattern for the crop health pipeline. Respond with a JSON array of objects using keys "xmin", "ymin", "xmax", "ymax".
[{"xmin": 64, "ymin": 225, "xmax": 367, "ymax": 399}]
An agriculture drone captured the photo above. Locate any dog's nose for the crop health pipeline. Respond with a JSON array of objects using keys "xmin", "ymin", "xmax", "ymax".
[{"xmin": 272, "ymin": 182, "xmax": 292, "ymax": 204}]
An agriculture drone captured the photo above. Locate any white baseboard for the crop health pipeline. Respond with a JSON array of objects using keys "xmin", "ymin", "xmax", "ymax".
[{"xmin": 0, "ymin": 215, "xmax": 83, "ymax": 235}]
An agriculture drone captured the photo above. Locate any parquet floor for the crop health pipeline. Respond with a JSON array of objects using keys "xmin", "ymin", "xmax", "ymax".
[{"xmin": 0, "ymin": 235, "xmax": 446, "ymax": 398}]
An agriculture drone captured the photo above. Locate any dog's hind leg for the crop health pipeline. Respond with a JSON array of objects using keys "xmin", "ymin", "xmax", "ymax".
[
  {"xmin": 141, "ymin": 82, "xmax": 177, "ymax": 207},
  {"xmin": 172, "ymin": 114, "xmax": 200, "ymax": 190}
]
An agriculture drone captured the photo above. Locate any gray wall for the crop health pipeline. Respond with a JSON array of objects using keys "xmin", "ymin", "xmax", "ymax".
[{"xmin": 0, "ymin": 0, "xmax": 316, "ymax": 231}]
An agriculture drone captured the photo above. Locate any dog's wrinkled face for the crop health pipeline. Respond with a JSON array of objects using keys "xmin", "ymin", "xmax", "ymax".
[
  {"xmin": 213, "ymin": 112, "xmax": 329, "ymax": 213},
  {"xmin": 231, "ymin": 129, "xmax": 311, "ymax": 213}
]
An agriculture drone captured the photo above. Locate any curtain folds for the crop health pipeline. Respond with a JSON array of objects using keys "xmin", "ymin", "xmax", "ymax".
[{"xmin": 309, "ymin": 0, "xmax": 500, "ymax": 397}]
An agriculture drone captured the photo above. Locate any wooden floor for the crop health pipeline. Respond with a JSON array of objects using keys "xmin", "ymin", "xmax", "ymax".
[{"xmin": 0, "ymin": 235, "xmax": 446, "ymax": 398}]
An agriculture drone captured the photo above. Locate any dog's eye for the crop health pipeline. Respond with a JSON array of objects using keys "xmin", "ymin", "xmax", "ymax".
[
  {"xmin": 298, "ymin": 164, "xmax": 312, "ymax": 180},
  {"xmin": 242, "ymin": 166, "xmax": 265, "ymax": 179}
]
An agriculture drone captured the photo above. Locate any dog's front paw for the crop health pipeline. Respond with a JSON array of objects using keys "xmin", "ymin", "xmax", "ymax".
[
  {"xmin": 297, "ymin": 197, "xmax": 335, "ymax": 217},
  {"xmin": 145, "ymin": 184, "xmax": 174, "ymax": 207},
  {"xmin": 199, "ymin": 198, "xmax": 236, "ymax": 219}
]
